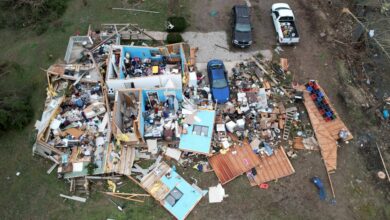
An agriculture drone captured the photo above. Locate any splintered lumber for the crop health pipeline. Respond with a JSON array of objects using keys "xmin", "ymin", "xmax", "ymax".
[
  {"xmin": 59, "ymin": 194, "xmax": 87, "ymax": 203},
  {"xmin": 251, "ymin": 57, "xmax": 278, "ymax": 85},
  {"xmin": 251, "ymin": 56, "xmax": 289, "ymax": 96},
  {"xmin": 85, "ymin": 176, "xmax": 122, "ymax": 180},
  {"xmin": 101, "ymin": 191, "xmax": 149, "ymax": 203}
]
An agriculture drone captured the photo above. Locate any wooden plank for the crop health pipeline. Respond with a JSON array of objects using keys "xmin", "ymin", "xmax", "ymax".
[
  {"xmin": 376, "ymin": 143, "xmax": 390, "ymax": 183},
  {"xmin": 112, "ymin": 7, "xmax": 160, "ymax": 14},
  {"xmin": 59, "ymin": 194, "xmax": 87, "ymax": 203},
  {"xmin": 47, "ymin": 163, "xmax": 58, "ymax": 174}
]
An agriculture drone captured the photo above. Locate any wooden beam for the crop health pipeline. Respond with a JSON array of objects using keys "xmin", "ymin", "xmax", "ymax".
[
  {"xmin": 101, "ymin": 191, "xmax": 147, "ymax": 202},
  {"xmin": 112, "ymin": 7, "xmax": 160, "ymax": 14},
  {"xmin": 376, "ymin": 142, "xmax": 390, "ymax": 182},
  {"xmin": 104, "ymin": 192, "xmax": 150, "ymax": 197},
  {"xmin": 85, "ymin": 176, "xmax": 122, "ymax": 180},
  {"xmin": 127, "ymin": 175, "xmax": 145, "ymax": 189},
  {"xmin": 47, "ymin": 163, "xmax": 58, "ymax": 175},
  {"xmin": 59, "ymin": 194, "xmax": 87, "ymax": 203}
]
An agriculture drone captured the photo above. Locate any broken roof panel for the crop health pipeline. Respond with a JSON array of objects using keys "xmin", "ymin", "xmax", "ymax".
[
  {"xmin": 140, "ymin": 162, "xmax": 204, "ymax": 220},
  {"xmin": 161, "ymin": 168, "xmax": 203, "ymax": 220},
  {"xmin": 179, "ymin": 110, "xmax": 216, "ymax": 155},
  {"xmin": 208, "ymin": 141, "xmax": 261, "ymax": 185}
]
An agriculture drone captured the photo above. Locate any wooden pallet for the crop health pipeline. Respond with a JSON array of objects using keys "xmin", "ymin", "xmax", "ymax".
[{"xmin": 282, "ymin": 107, "xmax": 297, "ymax": 140}]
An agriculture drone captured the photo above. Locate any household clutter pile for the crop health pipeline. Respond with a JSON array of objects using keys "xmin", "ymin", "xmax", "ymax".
[
  {"xmin": 211, "ymin": 61, "xmax": 295, "ymax": 155},
  {"xmin": 36, "ymin": 72, "xmax": 110, "ymax": 179},
  {"xmin": 143, "ymin": 94, "xmax": 180, "ymax": 140},
  {"xmin": 281, "ymin": 22, "xmax": 297, "ymax": 38}
]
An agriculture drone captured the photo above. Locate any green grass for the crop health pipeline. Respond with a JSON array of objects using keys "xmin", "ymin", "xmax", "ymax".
[{"xmin": 0, "ymin": 0, "xmax": 176, "ymax": 219}]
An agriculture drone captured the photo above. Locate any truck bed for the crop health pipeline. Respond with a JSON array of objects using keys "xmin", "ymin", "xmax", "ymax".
[{"xmin": 279, "ymin": 20, "xmax": 299, "ymax": 38}]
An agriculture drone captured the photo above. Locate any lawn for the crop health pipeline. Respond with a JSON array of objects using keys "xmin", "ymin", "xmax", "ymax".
[{"xmin": 0, "ymin": 0, "xmax": 189, "ymax": 219}]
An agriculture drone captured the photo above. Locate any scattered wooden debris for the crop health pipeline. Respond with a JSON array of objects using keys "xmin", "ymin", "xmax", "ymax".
[
  {"xmin": 59, "ymin": 194, "xmax": 87, "ymax": 203},
  {"xmin": 102, "ymin": 191, "xmax": 150, "ymax": 203}
]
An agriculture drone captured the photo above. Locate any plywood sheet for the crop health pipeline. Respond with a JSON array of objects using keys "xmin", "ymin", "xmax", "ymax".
[
  {"xmin": 247, "ymin": 147, "xmax": 295, "ymax": 186},
  {"xmin": 209, "ymin": 141, "xmax": 261, "ymax": 185}
]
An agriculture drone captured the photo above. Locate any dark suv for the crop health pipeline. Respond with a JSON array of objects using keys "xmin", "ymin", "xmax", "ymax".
[{"xmin": 231, "ymin": 5, "xmax": 252, "ymax": 48}]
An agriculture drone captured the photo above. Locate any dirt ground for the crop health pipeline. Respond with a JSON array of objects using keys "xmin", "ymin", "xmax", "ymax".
[{"xmin": 183, "ymin": 0, "xmax": 390, "ymax": 219}]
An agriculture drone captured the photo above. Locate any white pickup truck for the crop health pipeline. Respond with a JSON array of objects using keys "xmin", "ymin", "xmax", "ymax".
[{"xmin": 271, "ymin": 3, "xmax": 299, "ymax": 44}]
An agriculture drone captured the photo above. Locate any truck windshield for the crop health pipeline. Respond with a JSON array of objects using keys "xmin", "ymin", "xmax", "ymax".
[
  {"xmin": 213, "ymin": 79, "xmax": 228, "ymax": 89},
  {"xmin": 235, "ymin": 23, "xmax": 251, "ymax": 32}
]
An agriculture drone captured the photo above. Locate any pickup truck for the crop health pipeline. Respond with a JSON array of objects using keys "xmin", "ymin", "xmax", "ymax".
[{"xmin": 271, "ymin": 3, "xmax": 299, "ymax": 44}]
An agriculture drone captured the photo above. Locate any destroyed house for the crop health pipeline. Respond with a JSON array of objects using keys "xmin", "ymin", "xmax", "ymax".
[
  {"xmin": 139, "ymin": 162, "xmax": 204, "ymax": 220},
  {"xmin": 105, "ymin": 43, "xmax": 190, "ymax": 93}
]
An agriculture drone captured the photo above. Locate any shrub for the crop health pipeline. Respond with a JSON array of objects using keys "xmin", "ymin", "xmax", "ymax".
[
  {"xmin": 167, "ymin": 16, "xmax": 187, "ymax": 32},
  {"xmin": 0, "ymin": 0, "xmax": 69, "ymax": 32},
  {"xmin": 166, "ymin": 33, "xmax": 183, "ymax": 44},
  {"xmin": 0, "ymin": 94, "xmax": 33, "ymax": 131},
  {"xmin": 0, "ymin": 62, "xmax": 34, "ymax": 133},
  {"xmin": 86, "ymin": 162, "xmax": 98, "ymax": 175}
]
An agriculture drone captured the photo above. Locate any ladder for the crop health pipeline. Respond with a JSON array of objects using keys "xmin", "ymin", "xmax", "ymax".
[{"xmin": 282, "ymin": 107, "xmax": 297, "ymax": 141}]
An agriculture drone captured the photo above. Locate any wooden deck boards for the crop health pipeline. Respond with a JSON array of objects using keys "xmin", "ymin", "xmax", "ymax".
[
  {"xmin": 248, "ymin": 147, "xmax": 295, "ymax": 186},
  {"xmin": 300, "ymin": 84, "xmax": 353, "ymax": 172},
  {"xmin": 209, "ymin": 142, "xmax": 261, "ymax": 185}
]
